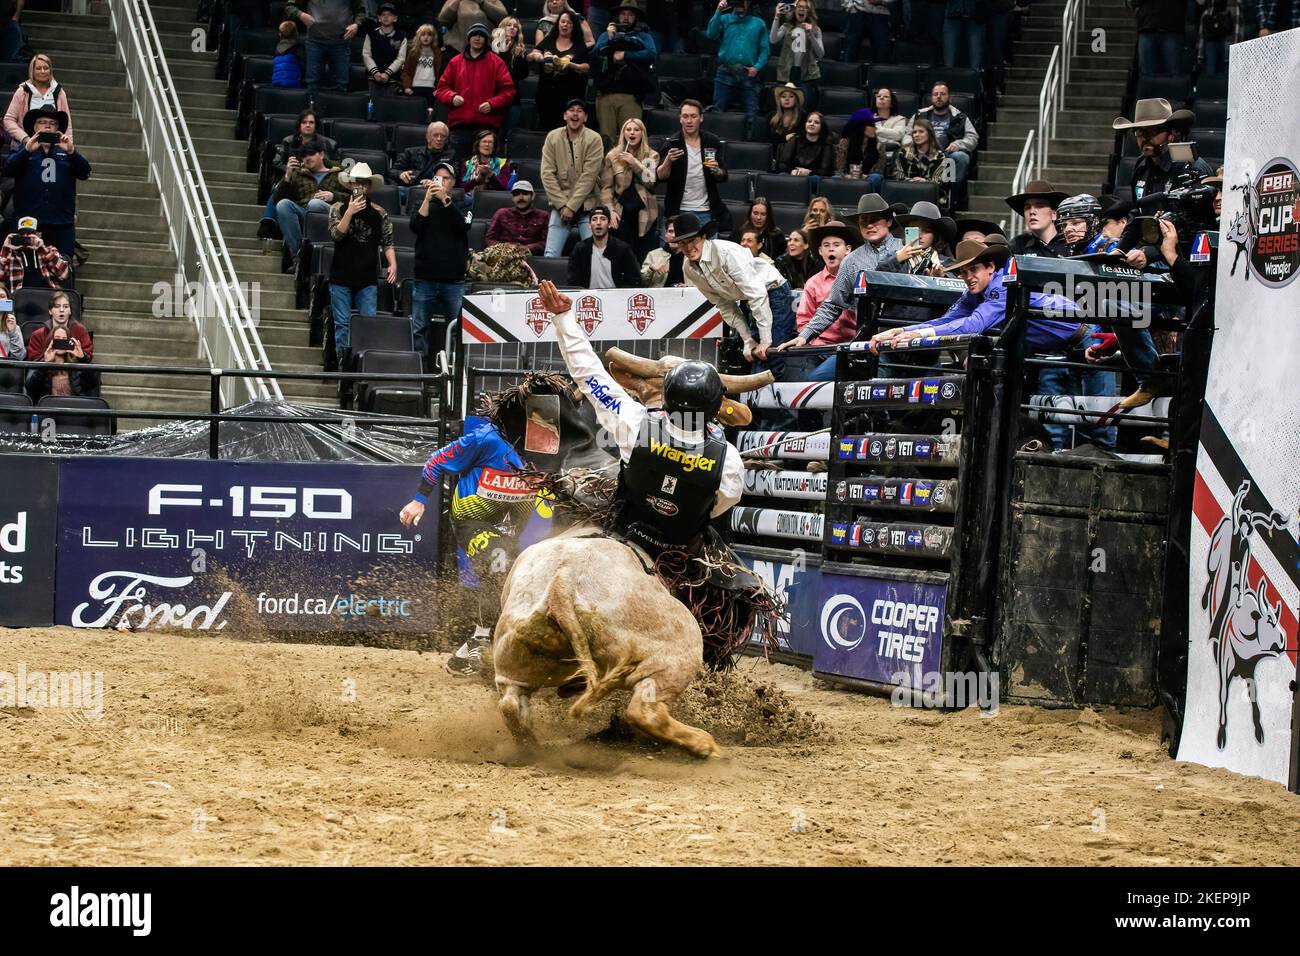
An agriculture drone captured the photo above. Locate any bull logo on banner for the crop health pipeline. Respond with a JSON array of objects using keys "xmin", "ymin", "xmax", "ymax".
[
  {"xmin": 575, "ymin": 294, "xmax": 603, "ymax": 335},
  {"xmin": 1228, "ymin": 158, "xmax": 1300, "ymax": 285},
  {"xmin": 525, "ymin": 296, "xmax": 551, "ymax": 337},
  {"xmin": 627, "ymin": 292, "xmax": 655, "ymax": 334},
  {"xmin": 1201, "ymin": 481, "xmax": 1290, "ymax": 749}
]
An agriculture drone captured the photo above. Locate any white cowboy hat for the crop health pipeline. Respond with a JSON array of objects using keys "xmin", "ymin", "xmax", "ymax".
[{"xmin": 341, "ymin": 162, "xmax": 384, "ymax": 188}]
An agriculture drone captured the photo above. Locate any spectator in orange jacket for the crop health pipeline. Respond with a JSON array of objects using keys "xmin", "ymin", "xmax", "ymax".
[{"xmin": 434, "ymin": 22, "xmax": 516, "ymax": 161}]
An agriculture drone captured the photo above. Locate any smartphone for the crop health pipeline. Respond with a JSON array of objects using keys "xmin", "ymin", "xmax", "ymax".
[
  {"xmin": 0, "ymin": 299, "xmax": 12, "ymax": 313},
  {"xmin": 51, "ymin": 338, "xmax": 75, "ymax": 351},
  {"xmin": 37, "ymin": 131, "xmax": 61, "ymax": 144},
  {"xmin": 905, "ymin": 226, "xmax": 921, "ymax": 245}
]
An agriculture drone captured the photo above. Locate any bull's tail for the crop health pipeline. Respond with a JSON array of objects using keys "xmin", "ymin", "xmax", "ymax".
[{"xmin": 543, "ymin": 567, "xmax": 637, "ymax": 719}]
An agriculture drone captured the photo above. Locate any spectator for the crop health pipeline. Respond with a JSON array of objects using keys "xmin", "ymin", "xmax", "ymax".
[
  {"xmin": 260, "ymin": 109, "xmax": 339, "ymax": 238},
  {"xmin": 1197, "ymin": 0, "xmax": 1233, "ymax": 75},
  {"xmin": 1098, "ymin": 195, "xmax": 1130, "ymax": 242},
  {"xmin": 843, "ymin": 0, "xmax": 892, "ymax": 65},
  {"xmin": 540, "ymin": 98, "xmax": 605, "ymax": 257},
  {"xmin": 25, "ymin": 323, "xmax": 100, "ymax": 403},
  {"xmin": 872, "ymin": 87, "xmax": 908, "ymax": 147},
  {"xmin": 943, "ymin": 1, "xmax": 985, "ymax": 68},
  {"xmin": 1113, "ymin": 99, "xmax": 1212, "ymax": 217},
  {"xmin": 764, "ymin": 82, "xmax": 806, "ymax": 146},
  {"xmin": 640, "ymin": 218, "xmax": 684, "ymax": 287},
  {"xmin": 593, "ymin": 1, "xmax": 656, "ymax": 149},
  {"xmin": 273, "ymin": 140, "xmax": 348, "ymax": 261},
  {"xmin": 284, "ymin": 0, "xmax": 366, "ymax": 100},
  {"xmin": 879, "ymin": 200, "xmax": 956, "ymax": 277},
  {"xmin": 438, "ymin": 0, "xmax": 507, "ymax": 55},
  {"xmin": 770, "ymin": 0, "xmax": 823, "ymax": 103},
  {"xmin": 25, "ymin": 289, "xmax": 90, "ymax": 361},
  {"xmin": 392, "ymin": 120, "xmax": 455, "ymax": 201},
  {"xmin": 460, "ymin": 128, "xmax": 515, "ymax": 193},
  {"xmin": 586, "ymin": 0, "xmax": 612, "ymax": 34},
  {"xmin": 410, "ymin": 161, "xmax": 470, "ymax": 354},
  {"xmin": 436, "ymin": 22, "xmax": 517, "ymax": 160},
  {"xmin": 272, "ymin": 21, "xmax": 306, "ymax": 88},
  {"xmin": 741, "ymin": 197, "xmax": 784, "ymax": 260},
  {"xmin": 986, "ymin": 0, "xmax": 1015, "ymax": 72},
  {"xmin": 777, "ymin": 111, "xmax": 838, "ymax": 181},
  {"xmin": 1133, "ymin": 0, "xmax": 1186, "ymax": 74},
  {"xmin": 600, "ymin": 117, "xmax": 659, "ymax": 259},
  {"xmin": 3, "ymin": 55, "xmax": 72, "ymax": 150},
  {"xmin": 567, "ymin": 205, "xmax": 638, "ymax": 288},
  {"xmin": 706, "ymin": 0, "xmax": 768, "ymax": 129},
  {"xmin": 656, "ymin": 100, "xmax": 731, "ymax": 236},
  {"xmin": 536, "ymin": 0, "xmax": 596, "ymax": 46},
  {"xmin": 0, "ymin": 0, "xmax": 26, "ymax": 63},
  {"xmin": 836, "ymin": 108, "xmax": 887, "ymax": 192},
  {"xmin": 1057, "ymin": 194, "xmax": 1120, "ymax": 256},
  {"xmin": 486, "ymin": 180, "xmax": 548, "ymax": 253},
  {"xmin": 0, "ymin": 218, "xmax": 70, "ymax": 292},
  {"xmin": 0, "ymin": 283, "xmax": 21, "ymax": 360},
  {"xmin": 491, "ymin": 17, "xmax": 529, "ymax": 150},
  {"xmin": 802, "ymin": 195, "xmax": 832, "ymax": 231},
  {"xmin": 953, "ymin": 216, "xmax": 1002, "ymax": 243},
  {"xmin": 528, "ymin": 10, "xmax": 592, "ymax": 132},
  {"xmin": 328, "ymin": 163, "xmax": 397, "ymax": 359},
  {"xmin": 779, "ymin": 220, "xmax": 860, "ymax": 380},
  {"xmin": 400, "ymin": 23, "xmax": 443, "ymax": 111},
  {"xmin": 1256, "ymin": 0, "xmax": 1300, "ymax": 35},
  {"xmin": 1005, "ymin": 179, "xmax": 1070, "ymax": 256},
  {"xmin": 910, "ymin": 81, "xmax": 978, "ymax": 185},
  {"xmin": 674, "ymin": 211, "xmax": 795, "ymax": 369},
  {"xmin": 893, "ymin": 118, "xmax": 949, "ymax": 208},
  {"xmin": 789, "ymin": 193, "xmax": 904, "ymax": 349},
  {"xmin": 223, "ymin": 0, "xmax": 269, "ymax": 57},
  {"xmin": 738, "ymin": 226, "xmax": 776, "ymax": 263},
  {"xmin": 774, "ymin": 226, "xmax": 816, "ymax": 289},
  {"xmin": 3, "ymin": 106, "xmax": 88, "ymax": 261},
  {"xmin": 364, "ymin": 3, "xmax": 408, "ymax": 95}
]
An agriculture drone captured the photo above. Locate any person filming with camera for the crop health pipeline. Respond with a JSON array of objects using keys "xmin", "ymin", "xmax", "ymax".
[
  {"xmin": 0, "ymin": 216, "xmax": 71, "ymax": 292},
  {"xmin": 25, "ymin": 316, "xmax": 100, "ymax": 403}
]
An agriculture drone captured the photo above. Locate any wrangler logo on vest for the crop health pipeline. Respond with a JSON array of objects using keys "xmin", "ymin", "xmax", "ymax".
[{"xmin": 649, "ymin": 439, "xmax": 715, "ymax": 472}]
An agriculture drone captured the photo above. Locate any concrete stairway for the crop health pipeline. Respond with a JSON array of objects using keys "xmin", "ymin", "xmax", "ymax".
[
  {"xmin": 142, "ymin": 0, "xmax": 335, "ymax": 406},
  {"xmin": 958, "ymin": 0, "xmax": 1135, "ymax": 230}
]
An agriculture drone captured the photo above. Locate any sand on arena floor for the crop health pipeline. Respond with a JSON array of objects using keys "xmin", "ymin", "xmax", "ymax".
[{"xmin": 1, "ymin": 626, "xmax": 1297, "ymax": 866}]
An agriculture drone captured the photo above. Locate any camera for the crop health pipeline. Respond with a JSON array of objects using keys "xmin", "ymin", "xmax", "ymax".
[
  {"xmin": 50, "ymin": 338, "xmax": 75, "ymax": 351},
  {"xmin": 36, "ymin": 131, "xmax": 61, "ymax": 144},
  {"xmin": 1124, "ymin": 163, "xmax": 1218, "ymax": 249}
]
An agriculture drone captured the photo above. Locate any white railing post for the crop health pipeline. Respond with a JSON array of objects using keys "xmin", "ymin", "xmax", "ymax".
[{"xmin": 1011, "ymin": 129, "xmax": 1036, "ymax": 238}]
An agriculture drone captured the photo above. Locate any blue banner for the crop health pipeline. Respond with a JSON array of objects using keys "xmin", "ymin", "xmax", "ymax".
[
  {"xmin": 55, "ymin": 459, "xmax": 438, "ymax": 633},
  {"xmin": 813, "ymin": 568, "xmax": 947, "ymax": 686},
  {"xmin": 735, "ymin": 546, "xmax": 821, "ymax": 660}
]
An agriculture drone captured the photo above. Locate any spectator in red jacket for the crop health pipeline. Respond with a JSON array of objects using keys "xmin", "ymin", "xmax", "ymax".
[
  {"xmin": 25, "ymin": 290, "xmax": 91, "ymax": 361},
  {"xmin": 434, "ymin": 22, "xmax": 516, "ymax": 161},
  {"xmin": 485, "ymin": 180, "xmax": 548, "ymax": 254}
]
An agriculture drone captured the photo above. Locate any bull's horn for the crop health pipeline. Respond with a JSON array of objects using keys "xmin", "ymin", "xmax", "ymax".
[
  {"xmin": 604, "ymin": 347, "xmax": 666, "ymax": 377},
  {"xmin": 719, "ymin": 370, "xmax": 775, "ymax": 393}
]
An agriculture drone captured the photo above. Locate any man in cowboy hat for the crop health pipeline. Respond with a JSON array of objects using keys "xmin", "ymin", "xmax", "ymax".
[
  {"xmin": 795, "ymin": 192, "xmax": 905, "ymax": 348},
  {"xmin": 593, "ymin": 0, "xmax": 657, "ymax": 148},
  {"xmin": 953, "ymin": 217, "xmax": 1003, "ymax": 243},
  {"xmin": 2, "ymin": 103, "xmax": 89, "ymax": 262},
  {"xmin": 774, "ymin": 219, "xmax": 863, "ymax": 382},
  {"xmin": 327, "ymin": 162, "xmax": 397, "ymax": 360},
  {"xmin": 1005, "ymin": 179, "xmax": 1070, "ymax": 257}
]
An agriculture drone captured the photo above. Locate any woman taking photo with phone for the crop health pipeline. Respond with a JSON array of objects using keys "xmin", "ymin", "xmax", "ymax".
[
  {"xmin": 769, "ymin": 0, "xmax": 821, "ymax": 104},
  {"xmin": 0, "ymin": 284, "xmax": 22, "ymax": 361}
]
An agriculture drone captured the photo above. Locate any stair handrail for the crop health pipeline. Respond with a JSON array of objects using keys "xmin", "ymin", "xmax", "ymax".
[
  {"xmin": 108, "ymin": 0, "xmax": 283, "ymax": 404},
  {"xmin": 1009, "ymin": 128, "xmax": 1036, "ymax": 237},
  {"xmin": 1035, "ymin": 44, "xmax": 1061, "ymax": 177},
  {"xmin": 1061, "ymin": 0, "xmax": 1085, "ymax": 89}
]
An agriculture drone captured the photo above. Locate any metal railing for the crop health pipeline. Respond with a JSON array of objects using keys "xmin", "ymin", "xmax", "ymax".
[
  {"xmin": 1009, "ymin": 128, "xmax": 1036, "ymax": 236},
  {"xmin": 108, "ymin": 0, "xmax": 282, "ymax": 406},
  {"xmin": 1026, "ymin": 0, "xmax": 1088, "ymax": 217}
]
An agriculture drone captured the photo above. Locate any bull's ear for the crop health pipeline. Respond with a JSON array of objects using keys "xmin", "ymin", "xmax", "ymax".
[{"xmin": 1255, "ymin": 578, "xmax": 1269, "ymax": 608}]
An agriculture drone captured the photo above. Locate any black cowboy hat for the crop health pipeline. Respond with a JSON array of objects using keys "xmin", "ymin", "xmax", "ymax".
[
  {"xmin": 953, "ymin": 217, "xmax": 1004, "ymax": 240},
  {"xmin": 22, "ymin": 103, "xmax": 69, "ymax": 137},
  {"xmin": 1004, "ymin": 179, "xmax": 1069, "ymax": 215},
  {"xmin": 669, "ymin": 212, "xmax": 716, "ymax": 242},
  {"xmin": 806, "ymin": 220, "xmax": 863, "ymax": 250}
]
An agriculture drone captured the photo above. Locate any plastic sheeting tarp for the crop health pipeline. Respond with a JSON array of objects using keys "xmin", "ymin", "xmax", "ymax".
[{"xmin": 0, "ymin": 401, "xmax": 446, "ymax": 464}]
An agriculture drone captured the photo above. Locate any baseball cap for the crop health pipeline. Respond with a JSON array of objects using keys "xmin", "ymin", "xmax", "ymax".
[
  {"xmin": 16, "ymin": 216, "xmax": 38, "ymax": 232},
  {"xmin": 431, "ymin": 160, "xmax": 457, "ymax": 179},
  {"xmin": 590, "ymin": 205, "xmax": 612, "ymax": 220},
  {"xmin": 564, "ymin": 98, "xmax": 587, "ymax": 113},
  {"xmin": 511, "ymin": 180, "xmax": 535, "ymax": 194}
]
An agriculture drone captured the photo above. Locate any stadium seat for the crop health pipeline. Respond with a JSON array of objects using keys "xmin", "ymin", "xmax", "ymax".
[
  {"xmin": 392, "ymin": 217, "xmax": 417, "ymax": 249},
  {"xmin": 818, "ymin": 61, "xmax": 864, "ymax": 89},
  {"xmin": 706, "ymin": 112, "xmax": 750, "ymax": 142},
  {"xmin": 888, "ymin": 90, "xmax": 920, "ymax": 119},
  {"xmin": 236, "ymin": 26, "xmax": 278, "ymax": 57},
  {"xmin": 370, "ymin": 95, "xmax": 432, "ymax": 126},
  {"xmin": 341, "ymin": 149, "xmax": 391, "ymax": 182},
  {"xmin": 1190, "ymin": 127, "xmax": 1226, "ymax": 165},
  {"xmin": 818, "ymin": 177, "xmax": 882, "ymax": 208},
  {"xmin": 820, "ymin": 31, "xmax": 844, "ymax": 61},
  {"xmin": 869, "ymin": 64, "xmax": 920, "ymax": 99},
  {"xmin": 1134, "ymin": 73, "xmax": 1190, "ymax": 106},
  {"xmin": 471, "ymin": 189, "xmax": 516, "ymax": 222},
  {"xmin": 468, "ymin": 220, "xmax": 488, "ymax": 252},
  {"xmin": 331, "ymin": 119, "xmax": 389, "ymax": 152},
  {"xmin": 516, "ymin": 73, "xmax": 540, "ymax": 103},
  {"xmin": 20, "ymin": 319, "xmax": 43, "ymax": 342},
  {"xmin": 508, "ymin": 129, "xmax": 548, "ymax": 159},
  {"xmin": 717, "ymin": 171, "xmax": 753, "ymax": 202},
  {"xmin": 350, "ymin": 313, "xmax": 414, "ymax": 363},
  {"xmin": 315, "ymin": 91, "xmax": 369, "ymax": 121},
  {"xmin": 36, "ymin": 396, "xmax": 115, "ymax": 436},
  {"xmin": 1194, "ymin": 72, "xmax": 1229, "ymax": 99},
  {"xmin": 390, "ymin": 122, "xmax": 428, "ymax": 154},
  {"xmin": 0, "ymin": 392, "xmax": 32, "ymax": 433},
  {"xmin": 1190, "ymin": 98, "xmax": 1227, "ymax": 129},
  {"xmin": 528, "ymin": 256, "xmax": 570, "ymax": 286},
  {"xmin": 1114, "ymin": 155, "xmax": 1139, "ymax": 189},
  {"xmin": 947, "ymin": 92, "xmax": 981, "ymax": 126},
  {"xmin": 14, "ymin": 288, "xmax": 83, "ymax": 326},
  {"xmin": 817, "ymin": 4, "xmax": 847, "ymax": 32},
  {"xmin": 722, "ymin": 141, "xmax": 773, "ymax": 174},
  {"xmin": 511, "ymin": 158, "xmax": 543, "ymax": 188},
  {"xmin": 881, "ymin": 180, "xmax": 940, "ymax": 207},
  {"xmin": 722, "ymin": 200, "xmax": 751, "ymax": 237},
  {"xmin": 769, "ymin": 202, "xmax": 807, "ymax": 237},
  {"xmin": 657, "ymin": 53, "xmax": 704, "ymax": 79},
  {"xmin": 821, "ymin": 114, "xmax": 850, "ymax": 138},
  {"xmin": 355, "ymin": 350, "xmax": 425, "ymax": 415},
  {"xmin": 754, "ymin": 172, "xmax": 812, "ymax": 206},
  {"xmin": 0, "ymin": 364, "xmax": 23, "ymax": 395},
  {"xmin": 368, "ymin": 184, "xmax": 401, "ymax": 216},
  {"xmin": 923, "ymin": 66, "xmax": 984, "ymax": 99},
  {"xmin": 644, "ymin": 108, "xmax": 681, "ymax": 136},
  {"xmin": 818, "ymin": 87, "xmax": 870, "ymax": 116},
  {"xmin": 254, "ymin": 85, "xmax": 311, "ymax": 122}
]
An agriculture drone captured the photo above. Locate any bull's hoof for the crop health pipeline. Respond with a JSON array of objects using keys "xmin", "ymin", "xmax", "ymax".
[{"xmin": 556, "ymin": 677, "xmax": 587, "ymax": 699}]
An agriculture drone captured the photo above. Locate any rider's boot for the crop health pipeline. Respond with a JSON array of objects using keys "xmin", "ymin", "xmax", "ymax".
[{"xmin": 446, "ymin": 626, "xmax": 492, "ymax": 676}]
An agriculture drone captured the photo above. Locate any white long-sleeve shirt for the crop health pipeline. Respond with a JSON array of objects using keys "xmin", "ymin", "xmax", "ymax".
[
  {"xmin": 550, "ymin": 305, "xmax": 744, "ymax": 519},
  {"xmin": 681, "ymin": 238, "xmax": 786, "ymax": 348}
]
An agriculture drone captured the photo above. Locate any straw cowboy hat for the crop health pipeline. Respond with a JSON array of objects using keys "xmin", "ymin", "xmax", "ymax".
[
  {"xmin": 770, "ymin": 81, "xmax": 806, "ymax": 111},
  {"xmin": 943, "ymin": 237, "xmax": 1012, "ymax": 273},
  {"xmin": 806, "ymin": 219, "xmax": 862, "ymax": 250},
  {"xmin": 1111, "ymin": 97, "xmax": 1196, "ymax": 131},
  {"xmin": 1004, "ymin": 179, "xmax": 1069, "ymax": 215},
  {"xmin": 1202, "ymin": 165, "xmax": 1224, "ymax": 187},
  {"xmin": 341, "ymin": 162, "xmax": 385, "ymax": 188},
  {"xmin": 853, "ymin": 193, "xmax": 907, "ymax": 222},
  {"xmin": 895, "ymin": 200, "xmax": 957, "ymax": 247}
]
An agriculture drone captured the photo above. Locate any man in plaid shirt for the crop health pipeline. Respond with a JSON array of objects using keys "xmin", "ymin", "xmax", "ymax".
[{"xmin": 0, "ymin": 217, "xmax": 71, "ymax": 292}]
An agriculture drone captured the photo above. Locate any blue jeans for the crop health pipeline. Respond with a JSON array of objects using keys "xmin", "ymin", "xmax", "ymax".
[
  {"xmin": 1112, "ymin": 325, "xmax": 1160, "ymax": 388},
  {"xmin": 306, "ymin": 38, "xmax": 350, "ymax": 99},
  {"xmin": 985, "ymin": 10, "xmax": 1012, "ymax": 68},
  {"xmin": 1037, "ymin": 358, "xmax": 1118, "ymax": 450},
  {"xmin": 1137, "ymin": 31, "xmax": 1183, "ymax": 74},
  {"xmin": 1, "ymin": 19, "xmax": 25, "ymax": 60},
  {"xmin": 808, "ymin": 353, "xmax": 837, "ymax": 381},
  {"xmin": 743, "ymin": 281, "xmax": 795, "ymax": 379},
  {"xmin": 411, "ymin": 279, "xmax": 465, "ymax": 354},
  {"xmin": 712, "ymin": 66, "xmax": 760, "ymax": 126},
  {"xmin": 587, "ymin": 3, "xmax": 610, "ymax": 34},
  {"xmin": 275, "ymin": 197, "xmax": 331, "ymax": 257},
  {"xmin": 330, "ymin": 283, "xmax": 378, "ymax": 354},
  {"xmin": 947, "ymin": 148, "xmax": 971, "ymax": 183},
  {"xmin": 943, "ymin": 16, "xmax": 986, "ymax": 69},
  {"xmin": 1201, "ymin": 39, "xmax": 1227, "ymax": 75},
  {"xmin": 544, "ymin": 208, "xmax": 592, "ymax": 258}
]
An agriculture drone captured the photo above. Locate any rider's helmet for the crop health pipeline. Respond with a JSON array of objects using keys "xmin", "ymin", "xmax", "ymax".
[
  {"xmin": 662, "ymin": 361, "xmax": 724, "ymax": 418},
  {"xmin": 1057, "ymin": 193, "xmax": 1102, "ymax": 233}
]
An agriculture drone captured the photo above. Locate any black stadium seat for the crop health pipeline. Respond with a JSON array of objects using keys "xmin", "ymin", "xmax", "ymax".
[
  {"xmin": 656, "ymin": 53, "xmax": 704, "ymax": 79},
  {"xmin": 818, "ymin": 61, "xmax": 864, "ymax": 89},
  {"xmin": 468, "ymin": 220, "xmax": 488, "ymax": 252},
  {"xmin": 818, "ymin": 177, "xmax": 881, "ymax": 208},
  {"xmin": 924, "ymin": 66, "xmax": 984, "ymax": 98},
  {"xmin": 754, "ymin": 172, "xmax": 812, "ymax": 206},
  {"xmin": 1190, "ymin": 127, "xmax": 1226, "ymax": 164},
  {"xmin": 1194, "ymin": 73, "xmax": 1229, "ymax": 99},
  {"xmin": 355, "ymin": 350, "xmax": 425, "ymax": 415},
  {"xmin": 722, "ymin": 141, "xmax": 773, "ymax": 175},
  {"xmin": 315, "ymin": 91, "xmax": 369, "ymax": 121},
  {"xmin": 371, "ymin": 95, "xmax": 432, "ymax": 126},
  {"xmin": 820, "ymin": 31, "xmax": 844, "ymax": 61},
  {"xmin": 769, "ymin": 202, "xmax": 807, "ymax": 237},
  {"xmin": 1114, "ymin": 155, "xmax": 1139, "ymax": 189},
  {"xmin": 722, "ymin": 200, "xmax": 751, "ymax": 237},
  {"xmin": 644, "ymin": 108, "xmax": 680, "ymax": 136},
  {"xmin": 882, "ymin": 180, "xmax": 940, "ymax": 208},
  {"xmin": 471, "ymin": 189, "xmax": 515, "ymax": 222},
  {"xmin": 1134, "ymin": 73, "xmax": 1190, "ymax": 106},
  {"xmin": 368, "ymin": 184, "xmax": 401, "ymax": 216},
  {"xmin": 508, "ymin": 129, "xmax": 548, "ymax": 159},
  {"xmin": 0, "ymin": 364, "xmax": 23, "ymax": 395},
  {"xmin": 0, "ymin": 392, "xmax": 32, "ymax": 432},
  {"xmin": 869, "ymin": 64, "xmax": 920, "ymax": 98},
  {"xmin": 390, "ymin": 122, "xmax": 429, "ymax": 153},
  {"xmin": 14, "ymin": 288, "xmax": 83, "ymax": 326},
  {"xmin": 350, "ymin": 313, "xmax": 414, "ymax": 361},
  {"xmin": 716, "ymin": 171, "xmax": 752, "ymax": 202},
  {"xmin": 341, "ymin": 149, "xmax": 391, "ymax": 182},
  {"xmin": 818, "ymin": 87, "xmax": 869, "ymax": 116},
  {"xmin": 706, "ymin": 112, "xmax": 750, "ymax": 141},
  {"xmin": 254, "ymin": 85, "xmax": 310, "ymax": 121},
  {"xmin": 528, "ymin": 256, "xmax": 570, "ymax": 286},
  {"xmin": 36, "ymin": 396, "xmax": 115, "ymax": 436},
  {"xmin": 1190, "ymin": 98, "xmax": 1227, "ymax": 130},
  {"xmin": 331, "ymin": 119, "xmax": 388, "ymax": 152}
]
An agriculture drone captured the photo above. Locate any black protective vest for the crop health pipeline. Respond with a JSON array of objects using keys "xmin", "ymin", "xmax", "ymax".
[{"xmin": 615, "ymin": 412, "xmax": 726, "ymax": 553}]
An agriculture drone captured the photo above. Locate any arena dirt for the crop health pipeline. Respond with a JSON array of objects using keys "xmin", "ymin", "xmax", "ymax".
[{"xmin": 2, "ymin": 626, "xmax": 1298, "ymax": 866}]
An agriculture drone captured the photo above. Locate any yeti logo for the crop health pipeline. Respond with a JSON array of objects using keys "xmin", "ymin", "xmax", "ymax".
[
  {"xmin": 1202, "ymin": 481, "xmax": 1290, "ymax": 749},
  {"xmin": 524, "ymin": 296, "xmax": 550, "ymax": 336},
  {"xmin": 627, "ymin": 293, "xmax": 656, "ymax": 334},
  {"xmin": 575, "ymin": 294, "xmax": 603, "ymax": 335}
]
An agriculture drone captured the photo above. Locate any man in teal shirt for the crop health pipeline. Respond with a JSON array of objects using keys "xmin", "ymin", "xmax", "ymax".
[{"xmin": 706, "ymin": 0, "xmax": 768, "ymax": 129}]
